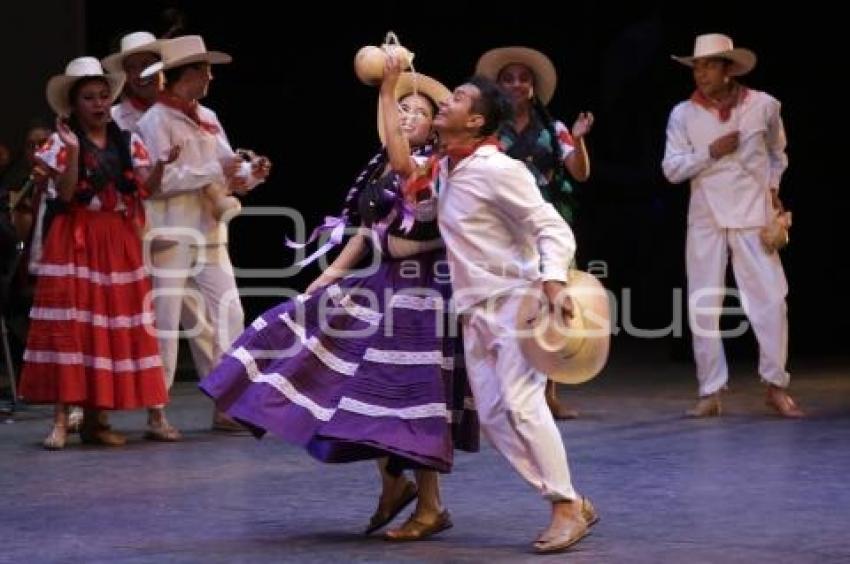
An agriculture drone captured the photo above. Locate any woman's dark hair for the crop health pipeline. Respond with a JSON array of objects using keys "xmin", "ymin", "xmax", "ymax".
[
  {"xmin": 531, "ymin": 95, "xmax": 569, "ymax": 187},
  {"xmin": 67, "ymin": 77, "xmax": 136, "ymax": 198},
  {"xmin": 466, "ymin": 75, "xmax": 514, "ymax": 137}
]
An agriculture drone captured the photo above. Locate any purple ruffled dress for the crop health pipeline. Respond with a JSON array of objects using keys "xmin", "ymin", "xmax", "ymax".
[{"xmin": 201, "ymin": 151, "xmax": 478, "ymax": 472}]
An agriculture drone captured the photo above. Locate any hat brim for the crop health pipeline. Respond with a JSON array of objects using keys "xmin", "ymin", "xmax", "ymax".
[
  {"xmin": 671, "ymin": 47, "xmax": 757, "ymax": 76},
  {"xmin": 46, "ymin": 72, "xmax": 126, "ymax": 117},
  {"xmin": 101, "ymin": 40, "xmax": 166, "ymax": 74},
  {"xmin": 377, "ymin": 72, "xmax": 451, "ymax": 146},
  {"xmin": 140, "ymin": 51, "xmax": 232, "ymax": 79},
  {"xmin": 475, "ymin": 46, "xmax": 557, "ymax": 105},
  {"xmin": 517, "ymin": 271, "xmax": 611, "ymax": 385}
]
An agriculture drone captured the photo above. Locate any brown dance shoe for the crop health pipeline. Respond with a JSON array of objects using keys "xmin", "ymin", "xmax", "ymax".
[
  {"xmin": 581, "ymin": 496, "xmax": 599, "ymax": 527},
  {"xmin": 686, "ymin": 393, "xmax": 721, "ymax": 417},
  {"xmin": 766, "ymin": 385, "xmax": 805, "ymax": 418},
  {"xmin": 364, "ymin": 481, "xmax": 418, "ymax": 535},
  {"xmin": 383, "ymin": 510, "xmax": 453, "ymax": 541},
  {"xmin": 533, "ymin": 517, "xmax": 588, "ymax": 554}
]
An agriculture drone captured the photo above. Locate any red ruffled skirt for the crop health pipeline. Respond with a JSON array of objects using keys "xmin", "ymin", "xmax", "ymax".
[{"xmin": 19, "ymin": 207, "xmax": 167, "ymax": 409}]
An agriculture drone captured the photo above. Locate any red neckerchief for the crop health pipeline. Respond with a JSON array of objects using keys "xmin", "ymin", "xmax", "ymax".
[
  {"xmin": 691, "ymin": 83, "xmax": 749, "ymax": 123},
  {"xmin": 403, "ymin": 155, "xmax": 440, "ymax": 201},
  {"xmin": 402, "ymin": 136, "xmax": 501, "ymax": 201},
  {"xmin": 157, "ymin": 92, "xmax": 220, "ymax": 134},
  {"xmin": 446, "ymin": 136, "xmax": 500, "ymax": 170},
  {"xmin": 128, "ymin": 96, "xmax": 153, "ymax": 112}
]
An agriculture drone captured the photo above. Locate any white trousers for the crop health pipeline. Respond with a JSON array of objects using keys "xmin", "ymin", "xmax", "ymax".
[
  {"xmin": 686, "ymin": 224, "xmax": 790, "ymax": 396},
  {"xmin": 462, "ymin": 292, "xmax": 577, "ymax": 502},
  {"xmin": 150, "ymin": 242, "xmax": 244, "ymax": 389},
  {"xmin": 178, "ymin": 280, "xmax": 215, "ymax": 382}
]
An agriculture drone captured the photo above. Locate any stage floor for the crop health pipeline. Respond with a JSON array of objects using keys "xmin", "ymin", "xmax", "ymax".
[{"xmin": 2, "ymin": 343, "xmax": 849, "ymax": 563}]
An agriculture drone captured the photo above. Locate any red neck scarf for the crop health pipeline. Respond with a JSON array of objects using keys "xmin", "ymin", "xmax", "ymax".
[
  {"xmin": 157, "ymin": 92, "xmax": 220, "ymax": 134},
  {"xmin": 127, "ymin": 96, "xmax": 153, "ymax": 112},
  {"xmin": 445, "ymin": 136, "xmax": 501, "ymax": 169},
  {"xmin": 691, "ymin": 83, "xmax": 749, "ymax": 123},
  {"xmin": 402, "ymin": 136, "xmax": 501, "ymax": 201}
]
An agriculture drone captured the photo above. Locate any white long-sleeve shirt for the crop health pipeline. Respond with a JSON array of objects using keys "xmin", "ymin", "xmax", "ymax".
[
  {"xmin": 136, "ymin": 102, "xmax": 262, "ymax": 245},
  {"xmin": 662, "ymin": 89, "xmax": 788, "ymax": 228},
  {"xmin": 111, "ymin": 99, "xmax": 145, "ymax": 134},
  {"xmin": 437, "ymin": 144, "xmax": 576, "ymax": 312}
]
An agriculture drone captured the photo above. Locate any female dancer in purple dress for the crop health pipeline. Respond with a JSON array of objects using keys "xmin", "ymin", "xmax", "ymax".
[{"xmin": 201, "ymin": 57, "xmax": 478, "ymax": 541}]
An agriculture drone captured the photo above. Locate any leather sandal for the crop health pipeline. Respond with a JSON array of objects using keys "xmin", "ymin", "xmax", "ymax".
[
  {"xmin": 581, "ymin": 496, "xmax": 599, "ymax": 527},
  {"xmin": 766, "ymin": 386, "xmax": 804, "ymax": 418},
  {"xmin": 533, "ymin": 518, "xmax": 588, "ymax": 554},
  {"xmin": 365, "ymin": 481, "xmax": 417, "ymax": 535},
  {"xmin": 384, "ymin": 510, "xmax": 452, "ymax": 541},
  {"xmin": 43, "ymin": 424, "xmax": 68, "ymax": 450},
  {"xmin": 686, "ymin": 393, "xmax": 721, "ymax": 417},
  {"xmin": 145, "ymin": 422, "xmax": 182, "ymax": 442}
]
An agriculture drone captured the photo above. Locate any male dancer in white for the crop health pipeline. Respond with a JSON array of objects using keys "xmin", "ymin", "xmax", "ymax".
[{"xmin": 662, "ymin": 33, "xmax": 802, "ymax": 418}]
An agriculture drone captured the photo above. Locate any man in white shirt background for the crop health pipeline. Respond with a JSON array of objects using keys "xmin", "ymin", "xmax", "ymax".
[
  {"xmin": 662, "ymin": 33, "xmax": 802, "ymax": 418},
  {"xmin": 137, "ymin": 35, "xmax": 271, "ymax": 435}
]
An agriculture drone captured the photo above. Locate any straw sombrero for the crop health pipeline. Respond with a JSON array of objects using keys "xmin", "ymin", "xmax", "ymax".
[
  {"xmin": 475, "ymin": 46, "xmax": 557, "ymax": 105},
  {"xmin": 671, "ymin": 33, "xmax": 756, "ymax": 76},
  {"xmin": 46, "ymin": 57, "xmax": 125, "ymax": 117},
  {"xmin": 516, "ymin": 270, "xmax": 611, "ymax": 384},
  {"xmin": 141, "ymin": 35, "xmax": 232, "ymax": 79},
  {"xmin": 101, "ymin": 31, "xmax": 166, "ymax": 74}
]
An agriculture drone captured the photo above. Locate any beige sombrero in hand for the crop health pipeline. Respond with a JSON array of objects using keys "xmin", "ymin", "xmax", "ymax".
[{"xmin": 516, "ymin": 270, "xmax": 611, "ymax": 384}]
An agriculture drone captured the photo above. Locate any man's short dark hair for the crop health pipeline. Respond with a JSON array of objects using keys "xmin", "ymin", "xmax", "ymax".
[{"xmin": 467, "ymin": 75, "xmax": 514, "ymax": 137}]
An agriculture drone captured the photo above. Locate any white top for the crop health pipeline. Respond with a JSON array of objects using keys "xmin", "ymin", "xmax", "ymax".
[
  {"xmin": 136, "ymin": 102, "xmax": 263, "ymax": 245},
  {"xmin": 111, "ymin": 99, "xmax": 145, "ymax": 134},
  {"xmin": 662, "ymin": 89, "xmax": 788, "ymax": 228},
  {"xmin": 437, "ymin": 145, "xmax": 576, "ymax": 312}
]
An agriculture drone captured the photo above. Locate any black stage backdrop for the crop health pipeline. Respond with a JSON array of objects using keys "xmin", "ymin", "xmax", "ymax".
[{"xmin": 42, "ymin": 1, "xmax": 848, "ymax": 359}]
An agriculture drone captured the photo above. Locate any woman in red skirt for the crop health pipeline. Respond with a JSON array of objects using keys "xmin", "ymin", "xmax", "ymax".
[{"xmin": 20, "ymin": 57, "xmax": 178, "ymax": 449}]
